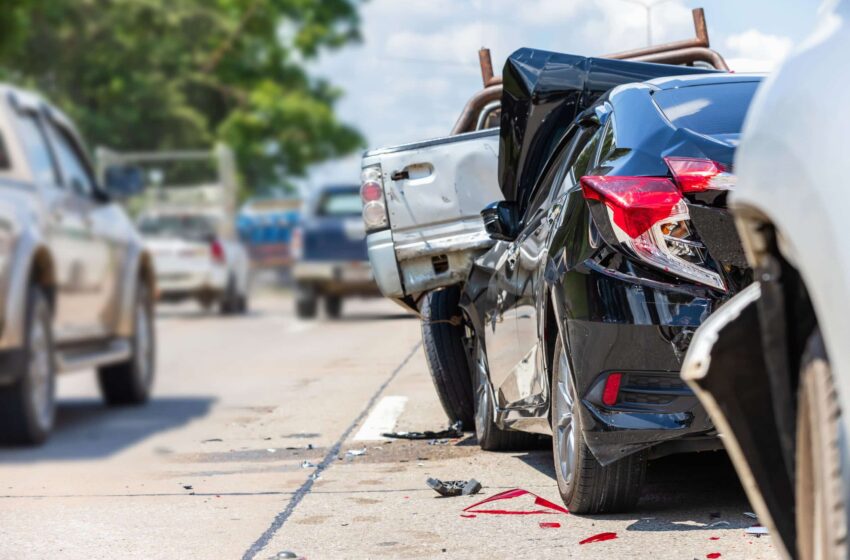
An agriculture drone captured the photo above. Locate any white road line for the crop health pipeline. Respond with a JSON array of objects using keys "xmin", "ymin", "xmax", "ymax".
[{"xmin": 353, "ymin": 395, "xmax": 408, "ymax": 441}]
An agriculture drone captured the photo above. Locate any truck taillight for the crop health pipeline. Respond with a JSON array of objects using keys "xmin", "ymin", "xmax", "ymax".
[
  {"xmin": 361, "ymin": 165, "xmax": 388, "ymax": 232},
  {"xmin": 210, "ymin": 239, "xmax": 225, "ymax": 263},
  {"xmin": 580, "ymin": 175, "xmax": 725, "ymax": 291}
]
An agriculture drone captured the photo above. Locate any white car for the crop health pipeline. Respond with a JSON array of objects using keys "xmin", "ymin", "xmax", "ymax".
[
  {"xmin": 139, "ymin": 210, "xmax": 251, "ymax": 314},
  {"xmin": 682, "ymin": 2, "xmax": 850, "ymax": 558}
]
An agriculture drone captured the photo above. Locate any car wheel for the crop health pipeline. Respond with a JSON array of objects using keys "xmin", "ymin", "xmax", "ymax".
[
  {"xmin": 219, "ymin": 276, "xmax": 238, "ymax": 315},
  {"xmin": 472, "ymin": 336, "xmax": 537, "ymax": 451},
  {"xmin": 551, "ymin": 337, "xmax": 646, "ymax": 513},
  {"xmin": 420, "ymin": 287, "xmax": 474, "ymax": 428},
  {"xmin": 796, "ymin": 329, "xmax": 848, "ymax": 560},
  {"xmin": 324, "ymin": 295, "xmax": 342, "ymax": 319},
  {"xmin": 0, "ymin": 285, "xmax": 56, "ymax": 445},
  {"xmin": 98, "ymin": 283, "xmax": 155, "ymax": 405},
  {"xmin": 295, "ymin": 283, "xmax": 318, "ymax": 319}
]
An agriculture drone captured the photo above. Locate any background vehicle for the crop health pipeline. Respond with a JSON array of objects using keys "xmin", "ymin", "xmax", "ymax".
[
  {"xmin": 0, "ymin": 85, "xmax": 156, "ymax": 444},
  {"xmin": 682, "ymin": 3, "xmax": 850, "ymax": 557},
  {"xmin": 139, "ymin": 209, "xmax": 251, "ymax": 314},
  {"xmin": 100, "ymin": 145, "xmax": 251, "ymax": 315},
  {"xmin": 461, "ymin": 49, "xmax": 760, "ymax": 513},
  {"xmin": 237, "ymin": 196, "xmax": 300, "ymax": 278},
  {"xmin": 293, "ymin": 184, "xmax": 379, "ymax": 319},
  {"xmin": 361, "ymin": 9, "xmax": 734, "ymax": 428}
]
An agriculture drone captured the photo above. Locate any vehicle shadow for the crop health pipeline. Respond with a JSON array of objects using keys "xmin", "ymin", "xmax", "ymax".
[
  {"xmin": 0, "ymin": 396, "xmax": 214, "ymax": 462},
  {"xmin": 515, "ymin": 448, "xmax": 756, "ymax": 531}
]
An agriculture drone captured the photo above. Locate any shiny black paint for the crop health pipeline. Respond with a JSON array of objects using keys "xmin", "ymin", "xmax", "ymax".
[{"xmin": 462, "ymin": 73, "xmax": 760, "ymax": 463}]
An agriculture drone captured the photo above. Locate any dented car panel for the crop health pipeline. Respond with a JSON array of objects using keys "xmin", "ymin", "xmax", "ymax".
[{"xmin": 362, "ymin": 129, "xmax": 502, "ymax": 302}]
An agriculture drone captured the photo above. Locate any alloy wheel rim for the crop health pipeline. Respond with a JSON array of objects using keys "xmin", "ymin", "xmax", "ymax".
[
  {"xmin": 29, "ymin": 310, "xmax": 54, "ymax": 430},
  {"xmin": 554, "ymin": 348, "xmax": 576, "ymax": 485}
]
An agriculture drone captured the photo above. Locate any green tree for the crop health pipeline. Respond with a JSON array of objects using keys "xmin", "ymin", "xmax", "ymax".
[{"xmin": 0, "ymin": 0, "xmax": 365, "ymax": 191}]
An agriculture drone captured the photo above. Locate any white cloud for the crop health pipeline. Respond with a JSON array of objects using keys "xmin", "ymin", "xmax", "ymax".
[{"xmin": 724, "ymin": 29, "xmax": 793, "ymax": 71}]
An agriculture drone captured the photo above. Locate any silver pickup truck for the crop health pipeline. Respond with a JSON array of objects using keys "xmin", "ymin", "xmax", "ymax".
[{"xmin": 0, "ymin": 84, "xmax": 156, "ymax": 444}]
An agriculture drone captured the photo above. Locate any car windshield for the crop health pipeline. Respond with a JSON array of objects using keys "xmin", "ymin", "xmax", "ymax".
[
  {"xmin": 138, "ymin": 214, "xmax": 218, "ymax": 241},
  {"xmin": 652, "ymin": 81, "xmax": 761, "ymax": 136},
  {"xmin": 318, "ymin": 191, "xmax": 361, "ymax": 217}
]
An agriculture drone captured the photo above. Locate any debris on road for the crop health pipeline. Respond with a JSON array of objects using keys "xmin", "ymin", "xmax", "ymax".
[
  {"xmin": 743, "ymin": 512, "xmax": 758, "ymax": 519},
  {"xmin": 346, "ymin": 448, "xmax": 367, "ymax": 457},
  {"xmin": 426, "ymin": 478, "xmax": 482, "ymax": 497},
  {"xmin": 746, "ymin": 526, "xmax": 769, "ymax": 537},
  {"xmin": 707, "ymin": 553, "xmax": 722, "ymax": 559},
  {"xmin": 579, "ymin": 532, "xmax": 618, "ymax": 545},
  {"xmin": 539, "ymin": 522, "xmax": 561, "ymax": 529},
  {"xmin": 301, "ymin": 460, "xmax": 316, "ymax": 468},
  {"xmin": 267, "ymin": 448, "xmax": 277, "ymax": 453},
  {"xmin": 201, "ymin": 438, "xmax": 223, "ymax": 443},
  {"xmin": 707, "ymin": 520, "xmax": 731, "ymax": 528},
  {"xmin": 462, "ymin": 488, "xmax": 569, "ymax": 515},
  {"xmin": 382, "ymin": 421, "xmax": 463, "ymax": 440},
  {"xmin": 182, "ymin": 485, "xmax": 193, "ymax": 490},
  {"xmin": 268, "ymin": 551, "xmax": 299, "ymax": 559}
]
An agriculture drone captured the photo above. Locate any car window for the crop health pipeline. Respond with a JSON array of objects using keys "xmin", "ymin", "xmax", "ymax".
[
  {"xmin": 318, "ymin": 191, "xmax": 361, "ymax": 217},
  {"xmin": 138, "ymin": 214, "xmax": 219, "ymax": 241},
  {"xmin": 15, "ymin": 113, "xmax": 58, "ymax": 185},
  {"xmin": 45, "ymin": 121, "xmax": 96, "ymax": 197},
  {"xmin": 652, "ymin": 81, "xmax": 760, "ymax": 135}
]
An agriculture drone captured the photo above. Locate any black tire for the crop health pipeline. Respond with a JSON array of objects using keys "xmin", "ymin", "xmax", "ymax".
[
  {"xmin": 219, "ymin": 276, "xmax": 238, "ymax": 315},
  {"xmin": 98, "ymin": 283, "xmax": 155, "ymax": 406},
  {"xmin": 324, "ymin": 295, "xmax": 342, "ymax": 319},
  {"xmin": 796, "ymin": 330, "xmax": 848, "ymax": 560},
  {"xmin": 0, "ymin": 286, "xmax": 56, "ymax": 445},
  {"xmin": 472, "ymin": 335, "xmax": 538, "ymax": 451},
  {"xmin": 295, "ymin": 283, "xmax": 318, "ymax": 319},
  {"xmin": 420, "ymin": 288, "xmax": 474, "ymax": 429},
  {"xmin": 551, "ymin": 337, "xmax": 646, "ymax": 513}
]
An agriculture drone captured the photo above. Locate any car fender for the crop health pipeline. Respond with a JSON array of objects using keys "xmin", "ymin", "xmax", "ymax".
[{"xmin": 113, "ymin": 241, "xmax": 155, "ymax": 338}]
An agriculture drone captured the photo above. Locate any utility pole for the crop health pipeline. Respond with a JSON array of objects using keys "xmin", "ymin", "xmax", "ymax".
[{"xmin": 615, "ymin": 0, "xmax": 675, "ymax": 46}]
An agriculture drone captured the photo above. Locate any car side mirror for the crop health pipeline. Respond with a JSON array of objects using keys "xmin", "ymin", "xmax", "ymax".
[
  {"xmin": 482, "ymin": 201, "xmax": 520, "ymax": 241},
  {"xmin": 103, "ymin": 165, "xmax": 146, "ymax": 200}
]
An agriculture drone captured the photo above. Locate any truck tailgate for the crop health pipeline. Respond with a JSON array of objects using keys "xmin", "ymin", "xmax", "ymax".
[{"xmin": 362, "ymin": 129, "xmax": 501, "ymax": 298}]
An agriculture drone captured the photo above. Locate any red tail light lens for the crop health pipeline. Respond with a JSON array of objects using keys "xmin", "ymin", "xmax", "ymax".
[
  {"xmin": 580, "ymin": 175, "xmax": 725, "ymax": 291},
  {"xmin": 664, "ymin": 157, "xmax": 736, "ymax": 193},
  {"xmin": 602, "ymin": 373, "xmax": 622, "ymax": 406},
  {"xmin": 361, "ymin": 181, "xmax": 383, "ymax": 202},
  {"xmin": 210, "ymin": 240, "xmax": 225, "ymax": 263},
  {"xmin": 361, "ymin": 166, "xmax": 388, "ymax": 231}
]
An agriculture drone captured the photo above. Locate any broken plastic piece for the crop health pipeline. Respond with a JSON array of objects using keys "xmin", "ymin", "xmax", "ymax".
[
  {"xmin": 346, "ymin": 448, "xmax": 367, "ymax": 457},
  {"xmin": 462, "ymin": 488, "xmax": 568, "ymax": 515},
  {"xmin": 539, "ymin": 522, "xmax": 561, "ymax": 529},
  {"xmin": 579, "ymin": 532, "xmax": 617, "ymax": 545},
  {"xmin": 300, "ymin": 460, "xmax": 316, "ymax": 468},
  {"xmin": 709, "ymin": 536, "xmax": 720, "ymax": 541},
  {"xmin": 382, "ymin": 421, "xmax": 463, "ymax": 440},
  {"xmin": 707, "ymin": 554, "xmax": 721, "ymax": 559},
  {"xmin": 460, "ymin": 514, "xmax": 476, "ymax": 519},
  {"xmin": 427, "ymin": 478, "xmax": 482, "ymax": 497}
]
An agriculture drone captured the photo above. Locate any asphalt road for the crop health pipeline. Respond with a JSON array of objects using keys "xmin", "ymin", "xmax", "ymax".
[{"xmin": 0, "ymin": 292, "xmax": 779, "ymax": 560}]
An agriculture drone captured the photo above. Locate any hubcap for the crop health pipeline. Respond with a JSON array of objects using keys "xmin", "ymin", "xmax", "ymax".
[
  {"xmin": 135, "ymin": 300, "xmax": 153, "ymax": 387},
  {"xmin": 29, "ymin": 308, "xmax": 54, "ymax": 430},
  {"xmin": 554, "ymin": 348, "xmax": 576, "ymax": 485}
]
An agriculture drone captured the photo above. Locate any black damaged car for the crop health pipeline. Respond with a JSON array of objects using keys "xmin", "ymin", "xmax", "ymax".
[{"xmin": 461, "ymin": 49, "xmax": 761, "ymax": 513}]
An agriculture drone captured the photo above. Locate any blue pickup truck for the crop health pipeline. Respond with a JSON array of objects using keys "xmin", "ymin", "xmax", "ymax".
[{"xmin": 292, "ymin": 185, "xmax": 380, "ymax": 318}]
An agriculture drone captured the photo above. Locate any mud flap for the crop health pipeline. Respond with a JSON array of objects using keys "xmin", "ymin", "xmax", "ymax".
[{"xmin": 682, "ymin": 282, "xmax": 794, "ymax": 558}]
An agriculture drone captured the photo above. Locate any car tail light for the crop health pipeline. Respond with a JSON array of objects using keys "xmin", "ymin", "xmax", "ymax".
[
  {"xmin": 361, "ymin": 165, "xmax": 388, "ymax": 231},
  {"xmin": 664, "ymin": 157, "xmax": 736, "ymax": 193},
  {"xmin": 210, "ymin": 239, "xmax": 225, "ymax": 263},
  {"xmin": 602, "ymin": 373, "xmax": 622, "ymax": 406},
  {"xmin": 581, "ymin": 175, "xmax": 725, "ymax": 291}
]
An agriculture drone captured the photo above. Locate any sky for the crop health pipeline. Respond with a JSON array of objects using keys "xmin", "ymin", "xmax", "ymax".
[{"xmin": 304, "ymin": 0, "xmax": 822, "ymax": 190}]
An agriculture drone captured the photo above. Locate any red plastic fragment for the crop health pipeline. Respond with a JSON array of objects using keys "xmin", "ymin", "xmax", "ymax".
[
  {"xmin": 462, "ymin": 488, "xmax": 569, "ymax": 515},
  {"xmin": 707, "ymin": 554, "xmax": 721, "ymax": 559},
  {"xmin": 539, "ymin": 522, "xmax": 561, "ymax": 529},
  {"xmin": 460, "ymin": 514, "xmax": 476, "ymax": 519},
  {"xmin": 709, "ymin": 537, "xmax": 720, "ymax": 541},
  {"xmin": 579, "ymin": 532, "xmax": 618, "ymax": 545}
]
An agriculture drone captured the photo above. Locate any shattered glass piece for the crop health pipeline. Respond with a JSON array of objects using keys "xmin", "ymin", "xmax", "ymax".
[
  {"xmin": 462, "ymin": 488, "xmax": 568, "ymax": 515},
  {"xmin": 579, "ymin": 532, "xmax": 618, "ymax": 545}
]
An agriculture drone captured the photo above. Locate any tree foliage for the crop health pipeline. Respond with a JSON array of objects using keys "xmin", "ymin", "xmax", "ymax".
[{"xmin": 0, "ymin": 0, "xmax": 365, "ymax": 191}]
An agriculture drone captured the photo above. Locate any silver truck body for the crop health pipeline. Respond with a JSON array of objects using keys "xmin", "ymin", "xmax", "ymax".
[{"xmin": 361, "ymin": 129, "xmax": 501, "ymax": 305}]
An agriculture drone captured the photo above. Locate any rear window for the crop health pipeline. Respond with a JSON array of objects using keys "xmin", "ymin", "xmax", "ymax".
[
  {"xmin": 318, "ymin": 191, "xmax": 361, "ymax": 217},
  {"xmin": 138, "ymin": 214, "xmax": 218, "ymax": 241},
  {"xmin": 652, "ymin": 81, "xmax": 760, "ymax": 135}
]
